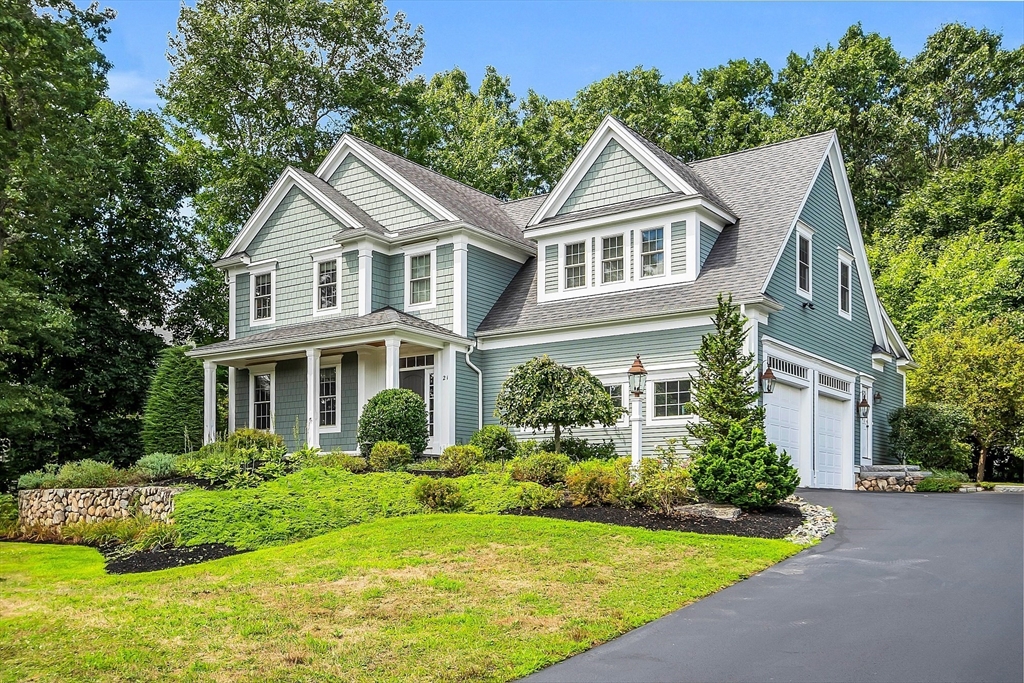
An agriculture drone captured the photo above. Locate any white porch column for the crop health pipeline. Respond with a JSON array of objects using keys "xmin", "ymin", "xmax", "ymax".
[
  {"xmin": 306, "ymin": 348, "xmax": 321, "ymax": 448},
  {"xmin": 357, "ymin": 246, "xmax": 373, "ymax": 316},
  {"xmin": 203, "ymin": 361, "xmax": 217, "ymax": 445},
  {"xmin": 452, "ymin": 236, "xmax": 469, "ymax": 337},
  {"xmin": 630, "ymin": 392, "xmax": 643, "ymax": 472},
  {"xmin": 227, "ymin": 366, "xmax": 237, "ymax": 434},
  {"xmin": 384, "ymin": 337, "xmax": 401, "ymax": 389}
]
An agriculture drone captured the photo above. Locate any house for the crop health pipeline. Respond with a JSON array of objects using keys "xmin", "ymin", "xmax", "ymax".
[{"xmin": 188, "ymin": 116, "xmax": 912, "ymax": 490}]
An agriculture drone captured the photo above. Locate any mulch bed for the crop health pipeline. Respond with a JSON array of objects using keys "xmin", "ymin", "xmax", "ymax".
[
  {"xmin": 506, "ymin": 503, "xmax": 803, "ymax": 539},
  {"xmin": 103, "ymin": 543, "xmax": 249, "ymax": 574}
]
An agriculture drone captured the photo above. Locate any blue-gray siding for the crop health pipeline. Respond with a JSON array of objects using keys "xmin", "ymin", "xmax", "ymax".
[
  {"xmin": 670, "ymin": 220, "xmax": 686, "ymax": 274},
  {"xmin": 456, "ymin": 352, "xmax": 479, "ymax": 444},
  {"xmin": 544, "ymin": 245, "xmax": 558, "ymax": 293},
  {"xmin": 467, "ymin": 245, "xmax": 522, "ymax": 337},
  {"xmin": 273, "ymin": 359, "xmax": 307, "ymax": 451},
  {"xmin": 234, "ymin": 369, "xmax": 249, "ymax": 430},
  {"xmin": 557, "ymin": 139, "xmax": 670, "ymax": 215},
  {"xmin": 763, "ymin": 157, "xmax": 903, "ymax": 464},
  {"xmin": 318, "ymin": 353, "xmax": 359, "ymax": 452},
  {"xmin": 235, "ymin": 273, "xmax": 250, "ymax": 338},
  {"xmin": 328, "ymin": 154, "xmax": 435, "ymax": 230},
  {"xmin": 371, "ymin": 251, "xmax": 391, "ymax": 311},
  {"xmin": 699, "ymin": 222, "xmax": 717, "ymax": 268},
  {"xmin": 477, "ymin": 325, "xmax": 713, "ymax": 456}
]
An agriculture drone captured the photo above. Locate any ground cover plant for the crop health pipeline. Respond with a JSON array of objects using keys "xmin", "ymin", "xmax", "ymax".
[
  {"xmin": 0, "ymin": 515, "xmax": 799, "ymax": 682},
  {"xmin": 917, "ymin": 469, "xmax": 969, "ymax": 493},
  {"xmin": 17, "ymin": 459, "xmax": 149, "ymax": 490}
]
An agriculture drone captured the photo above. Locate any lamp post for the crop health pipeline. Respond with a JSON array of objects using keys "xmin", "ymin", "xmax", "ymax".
[{"xmin": 627, "ymin": 354, "xmax": 648, "ymax": 472}]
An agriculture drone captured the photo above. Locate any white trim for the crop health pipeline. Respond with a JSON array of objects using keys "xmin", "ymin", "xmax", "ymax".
[
  {"xmin": 314, "ymin": 137, "xmax": 459, "ymax": 223},
  {"xmin": 529, "ymin": 116, "xmax": 697, "ymax": 226},
  {"xmin": 762, "ymin": 336, "xmax": 857, "ymax": 382},
  {"xmin": 228, "ymin": 273, "xmax": 237, "ymax": 341},
  {"xmin": 357, "ymin": 246, "xmax": 372, "ymax": 316},
  {"xmin": 859, "ymin": 376, "xmax": 873, "ymax": 466},
  {"xmin": 404, "ymin": 244, "xmax": 437, "ymax": 311},
  {"xmin": 203, "ymin": 361, "xmax": 217, "ymax": 445},
  {"xmin": 476, "ymin": 312, "xmax": 715, "ymax": 350},
  {"xmin": 311, "ymin": 256, "xmax": 342, "ymax": 317},
  {"xmin": 227, "ymin": 366, "xmax": 236, "ymax": 434},
  {"xmin": 452, "ymin": 237, "xmax": 468, "ymax": 337},
  {"xmin": 317, "ymin": 354, "xmax": 343, "ymax": 435},
  {"xmin": 249, "ymin": 268, "xmax": 276, "ymax": 327},
  {"xmin": 526, "ymin": 196, "xmax": 729, "ymax": 238},
  {"xmin": 795, "ymin": 223, "xmax": 813, "ymax": 300},
  {"xmin": 838, "ymin": 250, "xmax": 853, "ymax": 321},
  {"xmin": 222, "ymin": 167, "xmax": 362, "ymax": 259},
  {"xmin": 562, "ymin": 239, "xmax": 588, "ymax": 290},
  {"xmin": 597, "ymin": 231, "xmax": 629, "ymax": 287},
  {"xmin": 308, "ymin": 245, "xmax": 347, "ymax": 261},
  {"xmin": 247, "ymin": 363, "xmax": 277, "ymax": 433}
]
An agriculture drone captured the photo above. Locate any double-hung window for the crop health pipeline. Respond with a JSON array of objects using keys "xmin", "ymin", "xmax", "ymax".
[
  {"xmin": 319, "ymin": 366, "xmax": 338, "ymax": 429},
  {"xmin": 564, "ymin": 242, "xmax": 586, "ymax": 289},
  {"xmin": 408, "ymin": 253, "xmax": 432, "ymax": 306},
  {"xmin": 797, "ymin": 230, "xmax": 812, "ymax": 297},
  {"xmin": 253, "ymin": 373, "xmax": 272, "ymax": 430},
  {"xmin": 601, "ymin": 235, "xmax": 624, "ymax": 284},
  {"xmin": 641, "ymin": 228, "xmax": 664, "ymax": 277},
  {"xmin": 838, "ymin": 255, "xmax": 852, "ymax": 319},
  {"xmin": 317, "ymin": 260, "xmax": 338, "ymax": 311},
  {"xmin": 653, "ymin": 379, "xmax": 691, "ymax": 418},
  {"xmin": 253, "ymin": 272, "xmax": 274, "ymax": 322}
]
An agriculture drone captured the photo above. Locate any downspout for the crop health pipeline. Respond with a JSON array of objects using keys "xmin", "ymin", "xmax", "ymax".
[{"xmin": 464, "ymin": 343, "xmax": 483, "ymax": 430}]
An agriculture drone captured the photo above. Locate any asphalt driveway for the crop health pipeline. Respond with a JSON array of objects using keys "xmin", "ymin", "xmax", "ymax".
[{"xmin": 525, "ymin": 490, "xmax": 1024, "ymax": 683}]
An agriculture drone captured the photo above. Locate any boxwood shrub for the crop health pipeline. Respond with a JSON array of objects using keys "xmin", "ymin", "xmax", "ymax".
[
  {"xmin": 357, "ymin": 389, "xmax": 429, "ymax": 456},
  {"xmin": 368, "ymin": 441, "xmax": 413, "ymax": 471}
]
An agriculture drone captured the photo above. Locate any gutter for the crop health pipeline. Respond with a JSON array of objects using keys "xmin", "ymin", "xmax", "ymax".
[{"xmin": 464, "ymin": 343, "xmax": 484, "ymax": 430}]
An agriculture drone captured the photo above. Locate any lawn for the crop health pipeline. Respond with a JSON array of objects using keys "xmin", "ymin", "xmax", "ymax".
[{"xmin": 0, "ymin": 514, "xmax": 800, "ymax": 682}]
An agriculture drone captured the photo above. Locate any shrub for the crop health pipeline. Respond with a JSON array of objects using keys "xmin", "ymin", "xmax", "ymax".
[
  {"xmin": 142, "ymin": 346, "xmax": 205, "ymax": 455},
  {"xmin": 517, "ymin": 482, "xmax": 564, "ymax": 510},
  {"xmin": 368, "ymin": 441, "xmax": 413, "ymax": 471},
  {"xmin": 510, "ymin": 452, "xmax": 570, "ymax": 486},
  {"xmin": 177, "ymin": 431, "xmax": 288, "ymax": 488},
  {"xmin": 539, "ymin": 435, "xmax": 618, "ymax": 461},
  {"xmin": 357, "ymin": 389, "xmax": 429, "ymax": 456},
  {"xmin": 889, "ymin": 403, "xmax": 973, "ymax": 473},
  {"xmin": 439, "ymin": 445, "xmax": 484, "ymax": 477},
  {"xmin": 978, "ymin": 481, "xmax": 997, "ymax": 490},
  {"xmin": 17, "ymin": 464, "xmax": 57, "ymax": 490},
  {"xmin": 413, "ymin": 477, "xmax": 463, "ymax": 511},
  {"xmin": 469, "ymin": 425, "xmax": 518, "ymax": 461},
  {"xmin": 691, "ymin": 424, "xmax": 799, "ymax": 510},
  {"xmin": 516, "ymin": 439, "xmax": 541, "ymax": 458},
  {"xmin": 633, "ymin": 458, "xmax": 695, "ymax": 514},
  {"xmin": 227, "ymin": 428, "xmax": 286, "ymax": 452},
  {"xmin": 565, "ymin": 459, "xmax": 618, "ymax": 506},
  {"xmin": 135, "ymin": 453, "xmax": 181, "ymax": 480},
  {"xmin": 0, "ymin": 494, "xmax": 18, "ymax": 536},
  {"xmin": 917, "ymin": 474, "xmax": 965, "ymax": 493},
  {"xmin": 319, "ymin": 451, "xmax": 369, "ymax": 473}
]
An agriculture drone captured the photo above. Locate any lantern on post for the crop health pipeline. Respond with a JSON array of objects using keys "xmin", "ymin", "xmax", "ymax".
[{"xmin": 627, "ymin": 354, "xmax": 648, "ymax": 472}]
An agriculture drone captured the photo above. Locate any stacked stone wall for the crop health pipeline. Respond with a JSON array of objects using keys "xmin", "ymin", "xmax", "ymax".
[{"xmin": 18, "ymin": 487, "xmax": 180, "ymax": 527}]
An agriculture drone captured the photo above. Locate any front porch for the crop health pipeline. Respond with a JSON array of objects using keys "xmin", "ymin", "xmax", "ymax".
[{"xmin": 189, "ymin": 308, "xmax": 473, "ymax": 453}]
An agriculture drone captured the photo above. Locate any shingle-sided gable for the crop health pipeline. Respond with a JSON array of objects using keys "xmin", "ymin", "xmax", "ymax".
[
  {"xmin": 556, "ymin": 139, "xmax": 671, "ymax": 216},
  {"xmin": 328, "ymin": 154, "xmax": 437, "ymax": 230}
]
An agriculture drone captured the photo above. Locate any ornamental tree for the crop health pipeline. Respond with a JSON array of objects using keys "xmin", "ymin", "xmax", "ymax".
[
  {"xmin": 494, "ymin": 355, "xmax": 622, "ymax": 454},
  {"xmin": 142, "ymin": 346, "xmax": 205, "ymax": 455}
]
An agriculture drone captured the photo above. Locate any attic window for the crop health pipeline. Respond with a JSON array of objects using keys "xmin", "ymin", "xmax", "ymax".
[
  {"xmin": 602, "ymin": 235, "xmax": 624, "ymax": 284},
  {"xmin": 564, "ymin": 242, "xmax": 586, "ymax": 289},
  {"xmin": 641, "ymin": 228, "xmax": 664, "ymax": 278}
]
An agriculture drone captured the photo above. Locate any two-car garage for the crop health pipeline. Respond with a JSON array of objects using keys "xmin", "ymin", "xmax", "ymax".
[{"xmin": 762, "ymin": 344, "xmax": 857, "ymax": 489}]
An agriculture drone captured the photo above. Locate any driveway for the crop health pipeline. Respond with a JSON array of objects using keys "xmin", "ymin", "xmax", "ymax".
[{"xmin": 525, "ymin": 490, "xmax": 1024, "ymax": 683}]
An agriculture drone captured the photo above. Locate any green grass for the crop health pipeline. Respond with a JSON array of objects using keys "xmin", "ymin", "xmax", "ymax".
[
  {"xmin": 173, "ymin": 467, "xmax": 560, "ymax": 549},
  {"xmin": 0, "ymin": 514, "xmax": 799, "ymax": 682}
]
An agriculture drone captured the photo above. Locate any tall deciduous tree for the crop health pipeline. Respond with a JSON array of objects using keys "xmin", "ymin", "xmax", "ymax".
[{"xmin": 494, "ymin": 355, "xmax": 622, "ymax": 454}]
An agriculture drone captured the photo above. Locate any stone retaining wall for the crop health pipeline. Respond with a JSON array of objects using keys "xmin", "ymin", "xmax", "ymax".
[
  {"xmin": 18, "ymin": 487, "xmax": 181, "ymax": 527},
  {"xmin": 856, "ymin": 465, "xmax": 928, "ymax": 493}
]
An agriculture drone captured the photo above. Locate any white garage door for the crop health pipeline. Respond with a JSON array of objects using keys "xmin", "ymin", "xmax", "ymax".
[
  {"xmin": 815, "ymin": 395, "xmax": 846, "ymax": 489},
  {"xmin": 765, "ymin": 383, "xmax": 805, "ymax": 483}
]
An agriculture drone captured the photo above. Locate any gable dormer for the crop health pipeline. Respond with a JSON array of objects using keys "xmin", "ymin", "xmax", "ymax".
[{"xmin": 556, "ymin": 139, "xmax": 671, "ymax": 215}]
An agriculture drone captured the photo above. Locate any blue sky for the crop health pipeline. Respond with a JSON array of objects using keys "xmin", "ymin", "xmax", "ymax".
[{"xmin": 100, "ymin": 1, "xmax": 1024, "ymax": 111}]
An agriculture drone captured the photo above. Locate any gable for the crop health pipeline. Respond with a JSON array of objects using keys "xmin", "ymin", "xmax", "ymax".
[
  {"xmin": 248, "ymin": 186, "xmax": 345, "ymax": 260},
  {"xmin": 329, "ymin": 154, "xmax": 437, "ymax": 230},
  {"xmin": 556, "ymin": 139, "xmax": 671, "ymax": 216}
]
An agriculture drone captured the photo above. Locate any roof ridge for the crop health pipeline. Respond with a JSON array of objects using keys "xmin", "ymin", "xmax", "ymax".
[
  {"xmin": 504, "ymin": 193, "xmax": 548, "ymax": 204},
  {"xmin": 349, "ymin": 135, "xmax": 506, "ymax": 206},
  {"xmin": 688, "ymin": 129, "xmax": 836, "ymax": 165}
]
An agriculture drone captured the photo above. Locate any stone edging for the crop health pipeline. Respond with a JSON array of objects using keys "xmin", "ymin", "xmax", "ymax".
[
  {"xmin": 18, "ymin": 487, "xmax": 182, "ymax": 527},
  {"xmin": 783, "ymin": 495, "xmax": 836, "ymax": 545}
]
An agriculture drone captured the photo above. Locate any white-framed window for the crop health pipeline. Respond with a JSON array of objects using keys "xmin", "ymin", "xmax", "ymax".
[
  {"xmin": 640, "ymin": 227, "xmax": 665, "ymax": 278},
  {"xmin": 652, "ymin": 379, "xmax": 691, "ymax": 418},
  {"xmin": 603, "ymin": 382, "xmax": 630, "ymax": 425},
  {"xmin": 404, "ymin": 246, "xmax": 436, "ymax": 309},
  {"xmin": 248, "ymin": 364, "xmax": 276, "ymax": 432},
  {"xmin": 250, "ymin": 268, "xmax": 276, "ymax": 325},
  {"xmin": 601, "ymin": 235, "xmax": 625, "ymax": 284},
  {"xmin": 316, "ymin": 259, "xmax": 338, "ymax": 312},
  {"xmin": 564, "ymin": 241, "xmax": 587, "ymax": 289},
  {"xmin": 318, "ymin": 363, "xmax": 340, "ymax": 432},
  {"xmin": 838, "ymin": 253, "xmax": 852, "ymax": 320},
  {"xmin": 796, "ymin": 226, "xmax": 812, "ymax": 298}
]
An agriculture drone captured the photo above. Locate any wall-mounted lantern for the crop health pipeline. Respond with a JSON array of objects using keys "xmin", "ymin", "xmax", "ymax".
[
  {"xmin": 760, "ymin": 366, "xmax": 777, "ymax": 394},
  {"xmin": 857, "ymin": 395, "xmax": 870, "ymax": 419},
  {"xmin": 873, "ymin": 391, "xmax": 882, "ymax": 405}
]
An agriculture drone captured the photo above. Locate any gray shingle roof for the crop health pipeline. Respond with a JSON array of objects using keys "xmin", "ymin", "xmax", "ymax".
[
  {"xmin": 292, "ymin": 168, "xmax": 388, "ymax": 235},
  {"xmin": 501, "ymin": 194, "xmax": 547, "ymax": 228},
  {"xmin": 355, "ymin": 139, "xmax": 534, "ymax": 248},
  {"xmin": 476, "ymin": 131, "xmax": 835, "ymax": 336},
  {"xmin": 191, "ymin": 307, "xmax": 463, "ymax": 356}
]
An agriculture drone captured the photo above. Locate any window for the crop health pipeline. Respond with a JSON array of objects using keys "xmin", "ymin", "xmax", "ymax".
[
  {"xmin": 317, "ymin": 260, "xmax": 337, "ymax": 311},
  {"xmin": 839, "ymin": 257, "xmax": 851, "ymax": 318},
  {"xmin": 605, "ymin": 383, "xmax": 623, "ymax": 406},
  {"xmin": 653, "ymin": 379, "xmax": 691, "ymax": 418},
  {"xmin": 797, "ymin": 232, "xmax": 812, "ymax": 296},
  {"xmin": 253, "ymin": 373, "xmax": 272, "ymax": 430},
  {"xmin": 253, "ymin": 272, "xmax": 273, "ymax": 321},
  {"xmin": 564, "ymin": 242, "xmax": 586, "ymax": 289},
  {"xmin": 409, "ymin": 253, "xmax": 432, "ymax": 306},
  {"xmin": 601, "ymin": 235, "xmax": 624, "ymax": 284},
  {"xmin": 319, "ymin": 366, "xmax": 337, "ymax": 428},
  {"xmin": 641, "ymin": 228, "xmax": 664, "ymax": 277}
]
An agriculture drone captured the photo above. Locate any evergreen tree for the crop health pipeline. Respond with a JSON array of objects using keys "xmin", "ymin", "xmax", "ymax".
[
  {"xmin": 685, "ymin": 294, "xmax": 764, "ymax": 451},
  {"xmin": 142, "ymin": 347, "xmax": 205, "ymax": 455}
]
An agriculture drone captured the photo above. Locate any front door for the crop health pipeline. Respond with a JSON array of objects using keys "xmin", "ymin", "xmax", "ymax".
[
  {"xmin": 400, "ymin": 369, "xmax": 425, "ymax": 398},
  {"xmin": 399, "ymin": 363, "xmax": 434, "ymax": 446}
]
